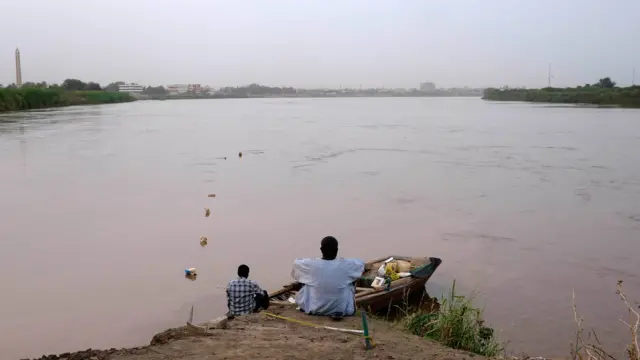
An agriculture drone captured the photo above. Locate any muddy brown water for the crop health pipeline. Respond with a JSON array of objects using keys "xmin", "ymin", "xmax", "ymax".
[{"xmin": 1, "ymin": 98, "xmax": 639, "ymax": 359}]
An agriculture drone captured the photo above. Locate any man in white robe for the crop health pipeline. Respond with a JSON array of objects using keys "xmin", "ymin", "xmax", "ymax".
[{"xmin": 291, "ymin": 236, "xmax": 365, "ymax": 317}]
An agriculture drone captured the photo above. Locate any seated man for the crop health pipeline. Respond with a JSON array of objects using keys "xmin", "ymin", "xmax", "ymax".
[
  {"xmin": 291, "ymin": 236, "xmax": 365, "ymax": 317},
  {"xmin": 226, "ymin": 264, "xmax": 269, "ymax": 317}
]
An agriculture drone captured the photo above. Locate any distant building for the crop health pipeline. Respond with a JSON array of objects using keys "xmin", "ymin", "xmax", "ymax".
[
  {"xmin": 118, "ymin": 83, "xmax": 144, "ymax": 94},
  {"xmin": 166, "ymin": 84, "xmax": 202, "ymax": 95},
  {"xmin": 167, "ymin": 84, "xmax": 188, "ymax": 95},
  {"xmin": 420, "ymin": 82, "xmax": 436, "ymax": 91}
]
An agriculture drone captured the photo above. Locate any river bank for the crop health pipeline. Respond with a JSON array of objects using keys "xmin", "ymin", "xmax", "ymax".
[
  {"xmin": 21, "ymin": 284, "xmax": 639, "ymax": 360},
  {"xmin": 482, "ymin": 85, "xmax": 640, "ymax": 107},
  {"xmin": 0, "ymin": 88, "xmax": 134, "ymax": 112},
  {"xmin": 24, "ymin": 307, "xmax": 491, "ymax": 360}
]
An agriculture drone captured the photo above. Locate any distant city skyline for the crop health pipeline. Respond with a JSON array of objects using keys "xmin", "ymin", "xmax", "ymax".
[
  {"xmin": 3, "ymin": 48, "xmax": 636, "ymax": 90},
  {"xmin": 1, "ymin": 0, "xmax": 638, "ymax": 88}
]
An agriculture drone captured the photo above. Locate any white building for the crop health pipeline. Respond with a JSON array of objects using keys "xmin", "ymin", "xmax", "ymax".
[{"xmin": 118, "ymin": 83, "xmax": 144, "ymax": 94}]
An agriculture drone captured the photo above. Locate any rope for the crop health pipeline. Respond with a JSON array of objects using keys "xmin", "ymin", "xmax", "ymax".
[{"xmin": 262, "ymin": 311, "xmax": 376, "ymax": 346}]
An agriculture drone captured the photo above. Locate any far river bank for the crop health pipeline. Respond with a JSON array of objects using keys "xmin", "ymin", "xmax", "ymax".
[{"xmin": 483, "ymin": 83, "xmax": 640, "ymax": 107}]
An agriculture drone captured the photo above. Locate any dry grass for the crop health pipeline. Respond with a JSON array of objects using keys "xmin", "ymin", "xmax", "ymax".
[{"xmin": 571, "ymin": 281, "xmax": 639, "ymax": 360}]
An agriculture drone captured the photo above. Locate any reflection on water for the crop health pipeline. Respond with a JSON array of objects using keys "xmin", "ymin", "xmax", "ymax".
[{"xmin": 0, "ymin": 98, "xmax": 639, "ymax": 359}]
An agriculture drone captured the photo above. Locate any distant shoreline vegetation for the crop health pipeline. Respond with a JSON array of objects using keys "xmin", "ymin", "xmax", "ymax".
[
  {"xmin": 1, "ymin": 80, "xmax": 485, "ymax": 112},
  {"xmin": 0, "ymin": 79, "xmax": 134, "ymax": 113},
  {"xmin": 483, "ymin": 77, "xmax": 640, "ymax": 108},
  {"xmin": 140, "ymin": 83, "xmax": 485, "ymax": 100}
]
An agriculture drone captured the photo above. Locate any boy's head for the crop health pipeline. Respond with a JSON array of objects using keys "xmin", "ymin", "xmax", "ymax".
[{"xmin": 237, "ymin": 264, "xmax": 250, "ymax": 278}]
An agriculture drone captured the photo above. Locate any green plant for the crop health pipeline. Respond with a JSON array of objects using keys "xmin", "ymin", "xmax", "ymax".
[{"xmin": 405, "ymin": 280, "xmax": 502, "ymax": 357}]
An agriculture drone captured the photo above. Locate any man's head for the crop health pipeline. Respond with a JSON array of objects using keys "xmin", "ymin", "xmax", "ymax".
[
  {"xmin": 320, "ymin": 236, "xmax": 339, "ymax": 260},
  {"xmin": 237, "ymin": 264, "xmax": 250, "ymax": 278}
]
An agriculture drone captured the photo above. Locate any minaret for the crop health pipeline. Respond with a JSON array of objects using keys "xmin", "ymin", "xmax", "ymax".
[{"xmin": 15, "ymin": 48, "xmax": 22, "ymax": 87}]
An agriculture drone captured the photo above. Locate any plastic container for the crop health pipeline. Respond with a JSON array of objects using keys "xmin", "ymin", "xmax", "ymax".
[{"xmin": 377, "ymin": 257, "xmax": 394, "ymax": 276}]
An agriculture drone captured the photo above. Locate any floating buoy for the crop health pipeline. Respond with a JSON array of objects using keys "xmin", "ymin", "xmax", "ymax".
[
  {"xmin": 207, "ymin": 194, "xmax": 216, "ymax": 198},
  {"xmin": 204, "ymin": 208, "xmax": 211, "ymax": 217},
  {"xmin": 238, "ymin": 152, "xmax": 243, "ymax": 158},
  {"xmin": 200, "ymin": 236, "xmax": 208, "ymax": 247},
  {"xmin": 185, "ymin": 267, "xmax": 197, "ymax": 276}
]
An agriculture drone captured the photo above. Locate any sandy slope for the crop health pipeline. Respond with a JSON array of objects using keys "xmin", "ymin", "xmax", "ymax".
[{"xmin": 104, "ymin": 307, "xmax": 479, "ymax": 360}]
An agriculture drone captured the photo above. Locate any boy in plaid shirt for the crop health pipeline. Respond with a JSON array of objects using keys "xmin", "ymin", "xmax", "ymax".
[{"xmin": 226, "ymin": 264, "xmax": 269, "ymax": 317}]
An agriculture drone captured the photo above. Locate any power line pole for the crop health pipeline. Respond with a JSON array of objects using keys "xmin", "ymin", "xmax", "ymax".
[
  {"xmin": 633, "ymin": 67, "xmax": 636, "ymax": 86},
  {"xmin": 547, "ymin": 63, "xmax": 552, "ymax": 87}
]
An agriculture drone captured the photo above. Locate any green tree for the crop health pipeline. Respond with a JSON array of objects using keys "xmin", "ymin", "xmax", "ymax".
[
  {"xmin": 142, "ymin": 86, "xmax": 167, "ymax": 95},
  {"xmin": 22, "ymin": 81, "xmax": 48, "ymax": 88},
  {"xmin": 62, "ymin": 78, "xmax": 87, "ymax": 91},
  {"xmin": 104, "ymin": 81, "xmax": 125, "ymax": 92},
  {"xmin": 86, "ymin": 82, "xmax": 102, "ymax": 91},
  {"xmin": 595, "ymin": 77, "xmax": 616, "ymax": 88}
]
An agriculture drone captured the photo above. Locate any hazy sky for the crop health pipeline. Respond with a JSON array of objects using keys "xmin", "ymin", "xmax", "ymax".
[{"xmin": 1, "ymin": 0, "xmax": 638, "ymax": 88}]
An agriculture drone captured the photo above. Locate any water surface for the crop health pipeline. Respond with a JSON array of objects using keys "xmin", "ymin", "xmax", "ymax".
[{"xmin": 1, "ymin": 98, "xmax": 639, "ymax": 358}]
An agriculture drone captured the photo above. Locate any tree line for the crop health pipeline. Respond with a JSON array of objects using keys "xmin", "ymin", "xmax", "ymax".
[
  {"xmin": 1, "ymin": 81, "xmax": 306, "ymax": 98},
  {"xmin": 1, "ymin": 79, "xmax": 104, "ymax": 91},
  {"xmin": 483, "ymin": 78, "xmax": 640, "ymax": 107},
  {"xmin": 0, "ymin": 79, "xmax": 169, "ymax": 95},
  {"xmin": 0, "ymin": 79, "xmax": 137, "ymax": 112}
]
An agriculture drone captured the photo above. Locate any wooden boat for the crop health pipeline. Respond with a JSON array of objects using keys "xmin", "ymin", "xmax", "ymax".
[{"xmin": 269, "ymin": 255, "xmax": 442, "ymax": 314}]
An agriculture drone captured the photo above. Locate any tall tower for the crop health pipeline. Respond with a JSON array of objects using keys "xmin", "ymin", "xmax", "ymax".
[{"xmin": 15, "ymin": 48, "xmax": 22, "ymax": 87}]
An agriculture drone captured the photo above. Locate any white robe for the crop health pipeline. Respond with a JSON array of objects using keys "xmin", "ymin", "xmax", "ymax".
[{"xmin": 291, "ymin": 257, "xmax": 365, "ymax": 316}]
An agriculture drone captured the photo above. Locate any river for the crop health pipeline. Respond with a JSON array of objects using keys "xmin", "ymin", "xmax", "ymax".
[{"xmin": 1, "ymin": 98, "xmax": 639, "ymax": 359}]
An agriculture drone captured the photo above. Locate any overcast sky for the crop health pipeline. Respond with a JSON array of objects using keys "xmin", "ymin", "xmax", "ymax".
[{"xmin": 1, "ymin": 0, "xmax": 638, "ymax": 89}]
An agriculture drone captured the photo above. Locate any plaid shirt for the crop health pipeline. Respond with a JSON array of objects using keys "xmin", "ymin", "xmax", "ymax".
[{"xmin": 226, "ymin": 277, "xmax": 263, "ymax": 316}]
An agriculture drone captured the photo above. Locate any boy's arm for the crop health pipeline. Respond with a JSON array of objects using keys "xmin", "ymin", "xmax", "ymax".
[{"xmin": 226, "ymin": 282, "xmax": 232, "ymax": 311}]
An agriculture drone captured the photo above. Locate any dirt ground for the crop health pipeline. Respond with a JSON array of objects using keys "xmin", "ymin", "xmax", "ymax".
[{"xmin": 104, "ymin": 307, "xmax": 480, "ymax": 360}]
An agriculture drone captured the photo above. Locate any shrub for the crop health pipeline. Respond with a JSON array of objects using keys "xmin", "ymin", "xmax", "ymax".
[{"xmin": 405, "ymin": 280, "xmax": 502, "ymax": 357}]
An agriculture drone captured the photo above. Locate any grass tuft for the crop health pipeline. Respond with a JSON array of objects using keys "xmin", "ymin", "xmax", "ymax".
[{"xmin": 404, "ymin": 279, "xmax": 502, "ymax": 357}]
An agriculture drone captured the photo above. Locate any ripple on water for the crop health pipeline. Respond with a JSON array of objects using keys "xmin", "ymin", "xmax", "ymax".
[
  {"xmin": 574, "ymin": 188, "xmax": 592, "ymax": 202},
  {"xmin": 394, "ymin": 197, "xmax": 416, "ymax": 205},
  {"xmin": 292, "ymin": 147, "xmax": 416, "ymax": 169},
  {"xmin": 442, "ymin": 231, "xmax": 517, "ymax": 244}
]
